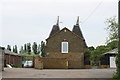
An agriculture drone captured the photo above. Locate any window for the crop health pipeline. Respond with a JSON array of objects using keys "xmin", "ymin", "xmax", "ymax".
[
  {"xmin": 61, "ymin": 42, "xmax": 68, "ymax": 53},
  {"xmin": 64, "ymin": 29, "xmax": 66, "ymax": 32}
]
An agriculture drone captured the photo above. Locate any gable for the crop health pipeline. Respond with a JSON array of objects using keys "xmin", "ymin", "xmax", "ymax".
[{"xmin": 46, "ymin": 27, "xmax": 84, "ymax": 41}]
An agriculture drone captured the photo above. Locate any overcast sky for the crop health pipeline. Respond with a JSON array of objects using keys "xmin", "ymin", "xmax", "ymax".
[{"xmin": 0, "ymin": 0, "xmax": 118, "ymax": 50}]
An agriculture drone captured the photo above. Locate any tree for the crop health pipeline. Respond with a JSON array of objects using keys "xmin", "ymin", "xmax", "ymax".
[
  {"xmin": 105, "ymin": 16, "xmax": 118, "ymax": 42},
  {"xmin": 13, "ymin": 46, "xmax": 15, "ymax": 52},
  {"xmin": 90, "ymin": 50, "xmax": 101, "ymax": 66},
  {"xmin": 20, "ymin": 46, "xmax": 24, "ymax": 54},
  {"xmin": 105, "ymin": 16, "xmax": 120, "ymax": 79},
  {"xmin": 90, "ymin": 45, "xmax": 110, "ymax": 66},
  {"xmin": 84, "ymin": 49, "xmax": 91, "ymax": 65},
  {"xmin": 24, "ymin": 44, "xmax": 27, "ymax": 52},
  {"xmin": 88, "ymin": 46, "xmax": 95, "ymax": 51},
  {"xmin": 41, "ymin": 41, "xmax": 46, "ymax": 57},
  {"xmin": 107, "ymin": 40, "xmax": 118, "ymax": 50},
  {"xmin": 26, "ymin": 43, "xmax": 31, "ymax": 54},
  {"xmin": 14, "ymin": 45, "xmax": 18, "ymax": 53},
  {"xmin": 96, "ymin": 45, "xmax": 110, "ymax": 54},
  {"xmin": 84, "ymin": 46, "xmax": 95, "ymax": 65},
  {"xmin": 7, "ymin": 45, "xmax": 11, "ymax": 51},
  {"xmin": 37, "ymin": 44, "xmax": 41, "ymax": 54},
  {"xmin": 32, "ymin": 42, "xmax": 38, "ymax": 54}
]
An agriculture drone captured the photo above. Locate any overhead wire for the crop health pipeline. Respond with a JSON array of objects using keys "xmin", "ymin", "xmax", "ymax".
[{"xmin": 82, "ymin": 0, "xmax": 105, "ymax": 24}]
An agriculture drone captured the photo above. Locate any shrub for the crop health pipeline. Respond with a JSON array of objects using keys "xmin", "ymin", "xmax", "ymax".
[{"xmin": 112, "ymin": 72, "xmax": 120, "ymax": 80}]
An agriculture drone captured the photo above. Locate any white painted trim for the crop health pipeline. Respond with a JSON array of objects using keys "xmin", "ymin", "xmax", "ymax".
[
  {"xmin": 110, "ymin": 56, "xmax": 116, "ymax": 68},
  {"xmin": 61, "ymin": 42, "xmax": 68, "ymax": 53}
]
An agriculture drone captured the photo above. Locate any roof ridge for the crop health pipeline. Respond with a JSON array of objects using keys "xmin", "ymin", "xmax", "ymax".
[{"xmin": 46, "ymin": 27, "xmax": 84, "ymax": 40}]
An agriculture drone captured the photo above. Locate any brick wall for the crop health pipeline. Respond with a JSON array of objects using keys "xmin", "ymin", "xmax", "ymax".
[
  {"xmin": 34, "ymin": 56, "xmax": 43, "ymax": 69},
  {"xmin": 34, "ymin": 55, "xmax": 84, "ymax": 69},
  {"xmin": 4, "ymin": 54, "xmax": 22, "ymax": 67},
  {"xmin": 46, "ymin": 52, "xmax": 84, "ymax": 68},
  {"xmin": 34, "ymin": 56, "xmax": 68, "ymax": 69},
  {"xmin": 46, "ymin": 28, "xmax": 86, "ymax": 53},
  {"xmin": 45, "ymin": 28, "xmax": 86, "ymax": 69}
]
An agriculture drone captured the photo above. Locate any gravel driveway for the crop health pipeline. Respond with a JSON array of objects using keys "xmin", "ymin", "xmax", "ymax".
[{"xmin": 2, "ymin": 68, "xmax": 116, "ymax": 78}]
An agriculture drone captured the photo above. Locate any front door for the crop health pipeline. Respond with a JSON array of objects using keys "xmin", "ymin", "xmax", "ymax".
[{"xmin": 110, "ymin": 56, "xmax": 116, "ymax": 68}]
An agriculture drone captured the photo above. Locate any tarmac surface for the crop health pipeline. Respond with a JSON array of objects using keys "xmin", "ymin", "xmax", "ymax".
[{"xmin": 2, "ymin": 68, "xmax": 116, "ymax": 78}]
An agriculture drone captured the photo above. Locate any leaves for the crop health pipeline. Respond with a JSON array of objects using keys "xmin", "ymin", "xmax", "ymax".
[
  {"xmin": 26, "ymin": 43, "xmax": 31, "ymax": 54},
  {"xmin": 105, "ymin": 16, "xmax": 118, "ymax": 42},
  {"xmin": 85, "ymin": 40, "xmax": 118, "ymax": 66},
  {"xmin": 14, "ymin": 45, "xmax": 18, "ymax": 53},
  {"xmin": 7, "ymin": 45, "xmax": 11, "ymax": 51},
  {"xmin": 32, "ymin": 42, "xmax": 38, "ymax": 54},
  {"xmin": 41, "ymin": 41, "xmax": 46, "ymax": 57}
]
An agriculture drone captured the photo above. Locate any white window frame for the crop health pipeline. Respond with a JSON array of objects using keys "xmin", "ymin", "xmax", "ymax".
[{"xmin": 61, "ymin": 42, "xmax": 68, "ymax": 53}]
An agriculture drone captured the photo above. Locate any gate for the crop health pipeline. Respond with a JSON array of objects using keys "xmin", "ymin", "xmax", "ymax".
[{"xmin": 22, "ymin": 56, "xmax": 34, "ymax": 68}]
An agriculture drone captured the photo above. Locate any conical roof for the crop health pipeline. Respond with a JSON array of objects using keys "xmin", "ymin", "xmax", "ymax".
[
  {"xmin": 49, "ymin": 16, "xmax": 60, "ymax": 37},
  {"xmin": 83, "ymin": 40, "xmax": 87, "ymax": 48},
  {"xmin": 72, "ymin": 16, "xmax": 87, "ymax": 48},
  {"xmin": 72, "ymin": 16, "xmax": 84, "ymax": 39}
]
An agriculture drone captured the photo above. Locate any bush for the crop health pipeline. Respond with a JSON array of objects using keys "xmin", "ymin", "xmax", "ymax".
[
  {"xmin": 112, "ymin": 72, "xmax": 120, "ymax": 80},
  {"xmin": 11, "ymin": 64, "xmax": 22, "ymax": 68}
]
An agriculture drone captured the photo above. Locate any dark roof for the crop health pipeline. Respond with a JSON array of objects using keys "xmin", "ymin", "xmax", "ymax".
[
  {"xmin": 72, "ymin": 17, "xmax": 84, "ymax": 39},
  {"xmin": 104, "ymin": 48, "xmax": 118, "ymax": 55},
  {"xmin": 0, "ymin": 46, "xmax": 5, "ymax": 50},
  {"xmin": 47, "ymin": 27, "xmax": 84, "ymax": 41},
  {"xmin": 49, "ymin": 25, "xmax": 60, "ymax": 37},
  {"xmin": 83, "ymin": 40, "xmax": 87, "ymax": 48},
  {"xmin": 47, "ymin": 27, "xmax": 87, "ymax": 48},
  {"xmin": 4, "ymin": 49, "xmax": 21, "ymax": 56},
  {"xmin": 47, "ymin": 17, "xmax": 87, "ymax": 48},
  {"xmin": 72, "ymin": 25, "xmax": 84, "ymax": 39},
  {"xmin": 49, "ymin": 16, "xmax": 60, "ymax": 37},
  {"xmin": 72, "ymin": 17, "xmax": 87, "ymax": 48}
]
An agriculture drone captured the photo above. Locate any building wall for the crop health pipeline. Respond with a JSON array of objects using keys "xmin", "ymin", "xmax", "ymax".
[
  {"xmin": 46, "ymin": 28, "xmax": 86, "ymax": 53},
  {"xmin": 34, "ymin": 56, "xmax": 43, "ymax": 69},
  {"xmin": 4, "ymin": 54, "xmax": 22, "ymax": 67},
  {"xmin": 45, "ymin": 52, "xmax": 84, "ymax": 68},
  {"xmin": 0, "ymin": 47, "xmax": 4, "ymax": 71},
  {"xmin": 34, "ymin": 56, "xmax": 68, "ymax": 69},
  {"xmin": 45, "ymin": 28, "xmax": 86, "ymax": 68}
]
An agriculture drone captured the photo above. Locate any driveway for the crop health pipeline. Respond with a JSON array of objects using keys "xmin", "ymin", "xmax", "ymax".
[{"xmin": 2, "ymin": 68, "xmax": 116, "ymax": 78}]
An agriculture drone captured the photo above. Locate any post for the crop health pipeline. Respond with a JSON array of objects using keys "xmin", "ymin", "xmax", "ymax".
[
  {"xmin": 117, "ymin": 0, "xmax": 120, "ymax": 77},
  {"xmin": 118, "ymin": 0, "xmax": 120, "ymax": 37}
]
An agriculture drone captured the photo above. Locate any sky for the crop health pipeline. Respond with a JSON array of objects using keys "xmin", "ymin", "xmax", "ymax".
[{"xmin": 0, "ymin": 0, "xmax": 118, "ymax": 51}]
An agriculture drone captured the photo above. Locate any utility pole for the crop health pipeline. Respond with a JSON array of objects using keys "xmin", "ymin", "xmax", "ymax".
[
  {"xmin": 118, "ymin": 0, "xmax": 120, "ymax": 37},
  {"xmin": 117, "ymin": 0, "xmax": 120, "ymax": 77},
  {"xmin": 118, "ymin": 1, "xmax": 120, "ymax": 37}
]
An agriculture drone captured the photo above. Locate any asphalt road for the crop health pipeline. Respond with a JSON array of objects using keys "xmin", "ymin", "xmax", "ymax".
[{"xmin": 2, "ymin": 68, "xmax": 116, "ymax": 78}]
